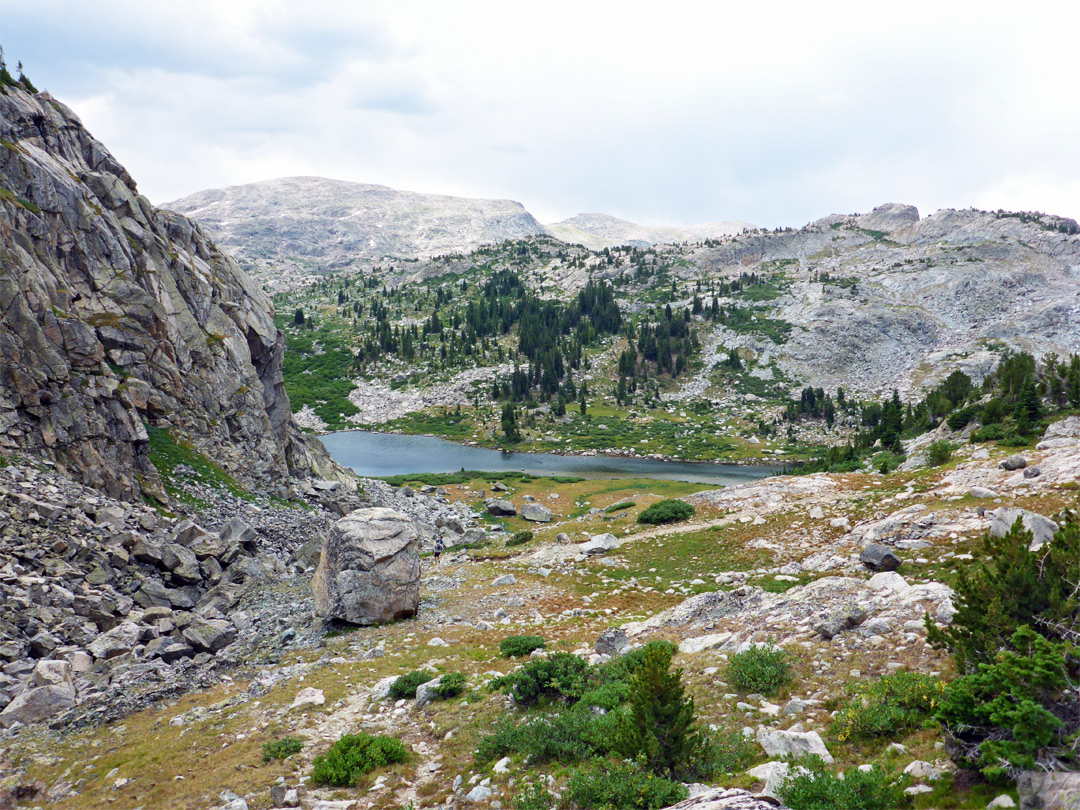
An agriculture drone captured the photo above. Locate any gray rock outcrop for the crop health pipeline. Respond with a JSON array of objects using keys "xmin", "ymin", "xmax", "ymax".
[
  {"xmin": 0, "ymin": 84, "xmax": 337, "ymax": 501},
  {"xmin": 312, "ymin": 508, "xmax": 420, "ymax": 625}
]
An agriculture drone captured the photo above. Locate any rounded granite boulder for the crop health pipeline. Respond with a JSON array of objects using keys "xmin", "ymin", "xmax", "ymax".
[{"xmin": 311, "ymin": 507, "xmax": 421, "ymax": 625}]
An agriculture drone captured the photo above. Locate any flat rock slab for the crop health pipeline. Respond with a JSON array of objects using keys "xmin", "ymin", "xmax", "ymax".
[{"xmin": 662, "ymin": 786, "xmax": 787, "ymax": 810}]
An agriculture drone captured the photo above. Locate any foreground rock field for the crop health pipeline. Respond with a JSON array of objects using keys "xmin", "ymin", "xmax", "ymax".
[{"xmin": 3, "ymin": 415, "xmax": 1078, "ymax": 810}]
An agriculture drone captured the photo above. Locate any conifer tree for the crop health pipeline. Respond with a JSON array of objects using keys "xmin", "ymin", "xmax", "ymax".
[{"xmin": 616, "ymin": 643, "xmax": 699, "ymax": 778}]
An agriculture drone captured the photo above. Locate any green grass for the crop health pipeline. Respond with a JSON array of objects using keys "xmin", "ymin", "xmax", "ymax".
[{"xmin": 145, "ymin": 425, "xmax": 250, "ymax": 503}]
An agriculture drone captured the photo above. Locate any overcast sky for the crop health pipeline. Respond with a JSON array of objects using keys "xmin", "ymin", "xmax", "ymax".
[{"xmin": 4, "ymin": 1, "xmax": 1079, "ymax": 227}]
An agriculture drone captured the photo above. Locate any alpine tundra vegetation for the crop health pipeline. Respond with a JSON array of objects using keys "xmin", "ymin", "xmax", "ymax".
[{"xmin": 0, "ymin": 64, "xmax": 1078, "ymax": 810}]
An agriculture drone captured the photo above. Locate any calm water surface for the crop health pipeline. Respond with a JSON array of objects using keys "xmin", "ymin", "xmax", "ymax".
[{"xmin": 319, "ymin": 431, "xmax": 782, "ymax": 486}]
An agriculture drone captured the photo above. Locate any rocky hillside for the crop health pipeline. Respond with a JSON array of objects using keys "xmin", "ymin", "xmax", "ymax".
[
  {"xmin": 547, "ymin": 213, "xmax": 754, "ymax": 250},
  {"xmin": 4, "ymin": 412, "xmax": 1076, "ymax": 810},
  {"xmin": 164, "ymin": 178, "xmax": 548, "ymax": 289},
  {"xmin": 0, "ymin": 85, "xmax": 334, "ymax": 501}
]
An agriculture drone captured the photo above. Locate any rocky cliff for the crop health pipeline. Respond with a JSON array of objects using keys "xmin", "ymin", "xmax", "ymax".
[
  {"xmin": 165, "ymin": 177, "xmax": 549, "ymax": 288},
  {"xmin": 0, "ymin": 85, "xmax": 331, "ymax": 500}
]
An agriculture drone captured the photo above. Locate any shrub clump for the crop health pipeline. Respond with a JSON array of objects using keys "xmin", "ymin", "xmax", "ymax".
[
  {"xmin": 490, "ymin": 652, "xmax": 588, "ymax": 704},
  {"xmin": 430, "ymin": 672, "xmax": 467, "ymax": 700},
  {"xmin": 310, "ymin": 732, "xmax": 410, "ymax": 787},
  {"xmin": 506, "ymin": 530, "xmax": 534, "ymax": 547},
  {"xmin": 605, "ymin": 501, "xmax": 636, "ymax": 513},
  {"xmin": 925, "ymin": 440, "xmax": 954, "ymax": 466},
  {"xmin": 390, "ymin": 670, "xmax": 434, "ymax": 700},
  {"xmin": 567, "ymin": 758, "xmax": 688, "ymax": 810},
  {"xmin": 637, "ymin": 499, "xmax": 695, "ymax": 525},
  {"xmin": 262, "ymin": 736, "xmax": 304, "ymax": 763},
  {"xmin": 777, "ymin": 756, "xmax": 908, "ymax": 810},
  {"xmin": 500, "ymin": 635, "xmax": 546, "ymax": 658},
  {"xmin": 725, "ymin": 644, "xmax": 791, "ymax": 697},
  {"xmin": 938, "ymin": 626, "xmax": 1079, "ymax": 781},
  {"xmin": 831, "ymin": 671, "xmax": 944, "ymax": 742}
]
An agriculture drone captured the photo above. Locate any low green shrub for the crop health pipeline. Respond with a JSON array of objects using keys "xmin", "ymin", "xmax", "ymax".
[
  {"xmin": 506, "ymin": 530, "xmax": 534, "ymax": 547},
  {"xmin": 390, "ymin": 670, "xmax": 434, "ymax": 700},
  {"xmin": 430, "ymin": 672, "xmax": 467, "ymax": 700},
  {"xmin": 637, "ymin": 499, "xmax": 695, "ymax": 525},
  {"xmin": 514, "ymin": 782, "xmax": 554, "ymax": 810},
  {"xmin": 500, "ymin": 635, "xmax": 546, "ymax": 658},
  {"xmin": 777, "ymin": 756, "xmax": 907, "ymax": 810},
  {"xmin": 1000, "ymin": 432, "xmax": 1030, "ymax": 446},
  {"xmin": 310, "ymin": 732, "xmax": 410, "ymax": 787},
  {"xmin": 725, "ymin": 644, "xmax": 791, "ymax": 697},
  {"xmin": 689, "ymin": 728, "xmax": 757, "ymax": 777},
  {"xmin": 605, "ymin": 501, "xmax": 636, "ymax": 513},
  {"xmin": 490, "ymin": 652, "xmax": 588, "ymax": 704},
  {"xmin": 970, "ymin": 423, "xmax": 1006, "ymax": 442},
  {"xmin": 262, "ymin": 736, "xmax": 304, "ymax": 763},
  {"xmin": 567, "ymin": 758, "xmax": 688, "ymax": 810},
  {"xmin": 831, "ymin": 671, "xmax": 944, "ymax": 742},
  {"xmin": 947, "ymin": 404, "xmax": 982, "ymax": 431},
  {"xmin": 925, "ymin": 440, "xmax": 954, "ymax": 466},
  {"xmin": 476, "ymin": 705, "xmax": 622, "ymax": 765}
]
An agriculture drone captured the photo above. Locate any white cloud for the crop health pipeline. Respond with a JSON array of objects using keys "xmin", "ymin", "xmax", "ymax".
[{"xmin": 7, "ymin": 0, "xmax": 1080, "ymax": 226}]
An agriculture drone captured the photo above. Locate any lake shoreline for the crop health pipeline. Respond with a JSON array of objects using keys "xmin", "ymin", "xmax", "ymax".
[
  {"xmin": 318, "ymin": 426, "xmax": 794, "ymax": 469},
  {"xmin": 318, "ymin": 429, "xmax": 786, "ymax": 486}
]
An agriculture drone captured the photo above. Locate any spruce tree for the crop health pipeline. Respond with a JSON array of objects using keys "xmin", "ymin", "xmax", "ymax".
[{"xmin": 616, "ymin": 643, "xmax": 699, "ymax": 778}]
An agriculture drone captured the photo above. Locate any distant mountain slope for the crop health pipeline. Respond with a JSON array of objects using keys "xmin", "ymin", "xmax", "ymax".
[
  {"xmin": 546, "ymin": 212, "xmax": 754, "ymax": 249},
  {"xmin": 164, "ymin": 177, "xmax": 548, "ymax": 286}
]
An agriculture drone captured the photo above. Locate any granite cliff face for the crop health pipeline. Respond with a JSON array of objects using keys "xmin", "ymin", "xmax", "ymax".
[
  {"xmin": 0, "ymin": 86, "xmax": 331, "ymax": 500},
  {"xmin": 165, "ymin": 177, "xmax": 549, "ymax": 288}
]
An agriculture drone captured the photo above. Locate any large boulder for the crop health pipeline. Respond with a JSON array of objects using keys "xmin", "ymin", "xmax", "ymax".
[
  {"xmin": 485, "ymin": 498, "xmax": 517, "ymax": 517},
  {"xmin": 663, "ymin": 786, "xmax": 791, "ymax": 810},
  {"xmin": 860, "ymin": 544, "xmax": 901, "ymax": 571},
  {"xmin": 88, "ymin": 621, "xmax": 142, "ymax": 660},
  {"xmin": 312, "ymin": 508, "xmax": 420, "ymax": 625},
  {"xmin": 579, "ymin": 533, "xmax": 620, "ymax": 555},
  {"xmin": 756, "ymin": 727, "xmax": 834, "ymax": 763},
  {"xmin": 0, "ymin": 660, "xmax": 75, "ymax": 728},
  {"xmin": 990, "ymin": 508, "xmax": 1058, "ymax": 551},
  {"xmin": 520, "ymin": 503, "xmax": 553, "ymax": 523},
  {"xmin": 1017, "ymin": 771, "xmax": 1080, "ymax": 810}
]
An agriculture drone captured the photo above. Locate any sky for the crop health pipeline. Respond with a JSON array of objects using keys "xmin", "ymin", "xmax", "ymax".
[{"xmin": 3, "ymin": 0, "xmax": 1079, "ymax": 228}]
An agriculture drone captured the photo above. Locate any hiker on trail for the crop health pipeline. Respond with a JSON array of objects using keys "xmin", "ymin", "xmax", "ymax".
[{"xmin": 433, "ymin": 536, "xmax": 445, "ymax": 564}]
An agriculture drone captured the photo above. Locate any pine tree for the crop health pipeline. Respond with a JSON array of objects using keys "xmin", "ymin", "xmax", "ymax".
[
  {"xmin": 926, "ymin": 511, "xmax": 1079, "ymax": 673},
  {"xmin": 1013, "ymin": 374, "xmax": 1042, "ymax": 435},
  {"xmin": 616, "ymin": 643, "xmax": 700, "ymax": 778}
]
